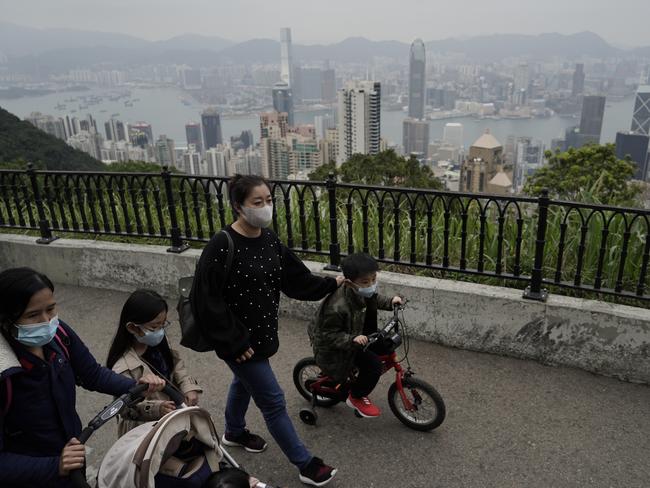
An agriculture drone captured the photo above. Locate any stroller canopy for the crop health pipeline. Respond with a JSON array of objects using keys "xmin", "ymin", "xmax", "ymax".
[{"xmin": 98, "ymin": 407, "xmax": 222, "ymax": 488}]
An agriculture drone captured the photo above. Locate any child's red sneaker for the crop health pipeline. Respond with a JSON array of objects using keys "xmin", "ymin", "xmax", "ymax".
[{"xmin": 346, "ymin": 394, "xmax": 380, "ymax": 417}]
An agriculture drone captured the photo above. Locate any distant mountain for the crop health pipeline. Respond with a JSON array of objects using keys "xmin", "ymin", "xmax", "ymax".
[
  {"xmin": 217, "ymin": 39, "xmax": 281, "ymax": 64},
  {"xmin": 0, "ymin": 107, "xmax": 105, "ymax": 170},
  {"xmin": 154, "ymin": 34, "xmax": 232, "ymax": 53},
  {"xmin": 426, "ymin": 31, "xmax": 620, "ymax": 60}
]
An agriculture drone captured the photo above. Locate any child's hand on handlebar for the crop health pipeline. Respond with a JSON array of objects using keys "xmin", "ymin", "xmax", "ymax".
[
  {"xmin": 185, "ymin": 390, "xmax": 200, "ymax": 406},
  {"xmin": 59, "ymin": 437, "xmax": 85, "ymax": 476},
  {"xmin": 391, "ymin": 296, "xmax": 404, "ymax": 306},
  {"xmin": 138, "ymin": 373, "xmax": 166, "ymax": 395},
  {"xmin": 353, "ymin": 335, "xmax": 369, "ymax": 346}
]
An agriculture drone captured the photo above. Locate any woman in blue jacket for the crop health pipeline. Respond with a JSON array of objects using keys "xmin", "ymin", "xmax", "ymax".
[{"xmin": 0, "ymin": 267, "xmax": 165, "ymax": 488}]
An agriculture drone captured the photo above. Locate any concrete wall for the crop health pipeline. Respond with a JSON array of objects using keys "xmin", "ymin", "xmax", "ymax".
[{"xmin": 1, "ymin": 234, "xmax": 649, "ymax": 383}]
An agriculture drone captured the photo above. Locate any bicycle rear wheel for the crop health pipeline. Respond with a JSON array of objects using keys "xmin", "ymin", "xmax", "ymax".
[
  {"xmin": 293, "ymin": 357, "xmax": 340, "ymax": 407},
  {"xmin": 388, "ymin": 377, "xmax": 445, "ymax": 431}
]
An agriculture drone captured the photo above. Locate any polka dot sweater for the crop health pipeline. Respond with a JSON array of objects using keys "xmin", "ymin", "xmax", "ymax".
[{"xmin": 191, "ymin": 226, "xmax": 338, "ymax": 360}]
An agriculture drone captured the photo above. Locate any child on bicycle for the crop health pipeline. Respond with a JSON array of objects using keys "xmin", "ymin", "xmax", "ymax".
[{"xmin": 309, "ymin": 253, "xmax": 402, "ymax": 418}]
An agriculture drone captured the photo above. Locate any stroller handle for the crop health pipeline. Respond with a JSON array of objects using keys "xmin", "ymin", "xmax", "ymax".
[{"xmin": 70, "ymin": 383, "xmax": 184, "ymax": 488}]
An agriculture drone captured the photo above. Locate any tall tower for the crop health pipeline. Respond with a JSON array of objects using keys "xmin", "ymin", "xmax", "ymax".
[
  {"xmin": 185, "ymin": 122, "xmax": 203, "ymax": 153},
  {"xmin": 631, "ymin": 85, "xmax": 650, "ymax": 136},
  {"xmin": 272, "ymin": 81, "xmax": 294, "ymax": 126},
  {"xmin": 201, "ymin": 108, "xmax": 223, "ymax": 150},
  {"xmin": 337, "ymin": 81, "xmax": 381, "ymax": 165},
  {"xmin": 408, "ymin": 39, "xmax": 426, "ymax": 120},
  {"xmin": 280, "ymin": 28, "xmax": 293, "ymax": 87},
  {"xmin": 572, "ymin": 63, "xmax": 585, "ymax": 97},
  {"xmin": 579, "ymin": 95, "xmax": 606, "ymax": 141}
]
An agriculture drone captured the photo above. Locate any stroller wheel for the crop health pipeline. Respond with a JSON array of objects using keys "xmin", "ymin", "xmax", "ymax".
[{"xmin": 299, "ymin": 408, "xmax": 318, "ymax": 425}]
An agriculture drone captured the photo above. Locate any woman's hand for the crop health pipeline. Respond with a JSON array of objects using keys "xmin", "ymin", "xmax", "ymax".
[
  {"xmin": 353, "ymin": 335, "xmax": 369, "ymax": 346},
  {"xmin": 235, "ymin": 347, "xmax": 255, "ymax": 363},
  {"xmin": 335, "ymin": 275, "xmax": 345, "ymax": 287},
  {"xmin": 138, "ymin": 373, "xmax": 166, "ymax": 395},
  {"xmin": 160, "ymin": 400, "xmax": 176, "ymax": 416},
  {"xmin": 184, "ymin": 390, "xmax": 200, "ymax": 406},
  {"xmin": 59, "ymin": 438, "xmax": 85, "ymax": 476}
]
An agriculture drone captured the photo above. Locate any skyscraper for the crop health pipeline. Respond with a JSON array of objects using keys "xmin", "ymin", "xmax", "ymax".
[
  {"xmin": 321, "ymin": 67, "xmax": 336, "ymax": 102},
  {"xmin": 337, "ymin": 81, "xmax": 381, "ymax": 165},
  {"xmin": 25, "ymin": 112, "xmax": 67, "ymax": 140},
  {"xmin": 272, "ymin": 82, "xmax": 294, "ymax": 126},
  {"xmin": 615, "ymin": 131, "xmax": 650, "ymax": 181},
  {"xmin": 185, "ymin": 122, "xmax": 203, "ymax": 153},
  {"xmin": 104, "ymin": 118, "xmax": 126, "ymax": 142},
  {"xmin": 572, "ymin": 63, "xmax": 585, "ymax": 97},
  {"xmin": 408, "ymin": 39, "xmax": 426, "ymax": 120},
  {"xmin": 155, "ymin": 135, "xmax": 176, "ymax": 168},
  {"xmin": 280, "ymin": 28, "xmax": 293, "ymax": 87},
  {"xmin": 201, "ymin": 108, "xmax": 223, "ymax": 150},
  {"xmin": 579, "ymin": 95, "xmax": 606, "ymax": 141},
  {"xmin": 128, "ymin": 122, "xmax": 153, "ymax": 148},
  {"xmin": 402, "ymin": 118, "xmax": 430, "ymax": 157},
  {"xmin": 631, "ymin": 85, "xmax": 650, "ymax": 136}
]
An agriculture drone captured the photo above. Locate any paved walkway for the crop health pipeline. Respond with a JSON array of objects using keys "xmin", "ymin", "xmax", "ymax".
[{"xmin": 55, "ymin": 284, "xmax": 650, "ymax": 488}]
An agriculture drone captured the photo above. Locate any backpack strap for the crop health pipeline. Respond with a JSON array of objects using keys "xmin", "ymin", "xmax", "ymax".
[
  {"xmin": 53, "ymin": 325, "xmax": 71, "ymax": 361},
  {"xmin": 221, "ymin": 229, "xmax": 235, "ymax": 282},
  {"xmin": 2, "ymin": 376, "xmax": 12, "ymax": 416}
]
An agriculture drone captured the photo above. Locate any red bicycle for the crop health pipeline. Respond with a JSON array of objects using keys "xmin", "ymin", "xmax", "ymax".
[{"xmin": 293, "ymin": 302, "xmax": 446, "ymax": 431}]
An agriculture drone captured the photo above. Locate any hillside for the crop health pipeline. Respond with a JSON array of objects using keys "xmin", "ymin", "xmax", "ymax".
[{"xmin": 0, "ymin": 107, "xmax": 105, "ymax": 170}]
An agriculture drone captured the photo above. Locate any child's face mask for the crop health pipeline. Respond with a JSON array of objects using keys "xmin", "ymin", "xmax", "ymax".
[{"xmin": 347, "ymin": 273, "xmax": 378, "ymax": 298}]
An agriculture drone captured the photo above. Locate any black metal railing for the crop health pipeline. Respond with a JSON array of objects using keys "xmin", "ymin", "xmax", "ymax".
[{"xmin": 1, "ymin": 165, "xmax": 648, "ymax": 304}]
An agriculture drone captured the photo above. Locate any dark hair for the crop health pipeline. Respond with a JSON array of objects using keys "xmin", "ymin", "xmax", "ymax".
[
  {"xmin": 203, "ymin": 468, "xmax": 250, "ymax": 488},
  {"xmin": 341, "ymin": 253, "xmax": 379, "ymax": 281},
  {"xmin": 227, "ymin": 174, "xmax": 271, "ymax": 211},
  {"xmin": 106, "ymin": 289, "xmax": 171, "ymax": 370},
  {"xmin": 0, "ymin": 267, "xmax": 55, "ymax": 332}
]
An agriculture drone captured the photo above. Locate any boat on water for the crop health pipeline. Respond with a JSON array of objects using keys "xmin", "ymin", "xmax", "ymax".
[{"xmin": 111, "ymin": 113, "xmax": 120, "ymax": 117}]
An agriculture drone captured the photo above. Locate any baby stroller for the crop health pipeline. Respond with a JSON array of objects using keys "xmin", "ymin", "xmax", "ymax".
[{"xmin": 70, "ymin": 384, "xmax": 277, "ymax": 488}]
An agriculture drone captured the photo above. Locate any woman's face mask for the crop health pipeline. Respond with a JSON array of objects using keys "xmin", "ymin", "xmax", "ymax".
[
  {"xmin": 14, "ymin": 315, "xmax": 59, "ymax": 347},
  {"xmin": 240, "ymin": 204, "xmax": 273, "ymax": 228},
  {"xmin": 134, "ymin": 326, "xmax": 166, "ymax": 347}
]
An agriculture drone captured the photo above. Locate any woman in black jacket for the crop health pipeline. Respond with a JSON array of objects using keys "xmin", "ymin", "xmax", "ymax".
[{"xmin": 192, "ymin": 175, "xmax": 343, "ymax": 487}]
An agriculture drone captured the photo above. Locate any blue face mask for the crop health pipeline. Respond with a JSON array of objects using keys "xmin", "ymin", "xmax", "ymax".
[
  {"xmin": 135, "ymin": 326, "xmax": 165, "ymax": 347},
  {"xmin": 14, "ymin": 315, "xmax": 59, "ymax": 347},
  {"xmin": 355, "ymin": 283, "xmax": 378, "ymax": 298}
]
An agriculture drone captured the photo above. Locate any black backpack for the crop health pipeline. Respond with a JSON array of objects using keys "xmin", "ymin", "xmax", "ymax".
[{"xmin": 177, "ymin": 230, "xmax": 234, "ymax": 352}]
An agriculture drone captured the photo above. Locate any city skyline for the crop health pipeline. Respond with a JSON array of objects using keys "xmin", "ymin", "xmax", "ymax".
[{"xmin": 2, "ymin": 0, "xmax": 650, "ymax": 47}]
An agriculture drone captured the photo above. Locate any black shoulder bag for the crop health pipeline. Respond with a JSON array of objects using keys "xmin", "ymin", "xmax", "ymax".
[{"xmin": 178, "ymin": 230, "xmax": 234, "ymax": 352}]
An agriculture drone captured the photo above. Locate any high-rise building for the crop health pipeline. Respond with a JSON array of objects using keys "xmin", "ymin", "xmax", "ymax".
[
  {"xmin": 104, "ymin": 118, "xmax": 127, "ymax": 142},
  {"xmin": 572, "ymin": 63, "xmax": 585, "ymax": 97},
  {"xmin": 442, "ymin": 122, "xmax": 464, "ymax": 148},
  {"xmin": 260, "ymin": 112, "xmax": 289, "ymax": 140},
  {"xmin": 185, "ymin": 122, "xmax": 203, "ymax": 154},
  {"xmin": 314, "ymin": 114, "xmax": 334, "ymax": 141},
  {"xmin": 631, "ymin": 85, "xmax": 650, "ymax": 136},
  {"xmin": 272, "ymin": 82, "xmax": 294, "ymax": 125},
  {"xmin": 615, "ymin": 131, "xmax": 650, "ymax": 181},
  {"xmin": 67, "ymin": 131, "xmax": 103, "ymax": 160},
  {"xmin": 408, "ymin": 39, "xmax": 426, "ymax": 120},
  {"xmin": 579, "ymin": 95, "xmax": 606, "ymax": 139},
  {"xmin": 205, "ymin": 145, "xmax": 232, "ymax": 177},
  {"xmin": 300, "ymin": 68, "xmax": 323, "ymax": 101},
  {"xmin": 230, "ymin": 130, "xmax": 254, "ymax": 152},
  {"xmin": 182, "ymin": 148, "xmax": 202, "ymax": 175},
  {"xmin": 155, "ymin": 135, "xmax": 176, "ymax": 168},
  {"xmin": 402, "ymin": 118, "xmax": 430, "ymax": 157},
  {"xmin": 337, "ymin": 81, "xmax": 381, "ymax": 165},
  {"xmin": 128, "ymin": 122, "xmax": 153, "ymax": 148},
  {"xmin": 280, "ymin": 28, "xmax": 293, "ymax": 86},
  {"xmin": 201, "ymin": 108, "xmax": 223, "ymax": 149},
  {"xmin": 25, "ymin": 112, "xmax": 67, "ymax": 140}
]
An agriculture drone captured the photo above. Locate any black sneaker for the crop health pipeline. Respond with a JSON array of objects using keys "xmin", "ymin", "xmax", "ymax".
[
  {"xmin": 221, "ymin": 429, "xmax": 268, "ymax": 453},
  {"xmin": 299, "ymin": 457, "xmax": 337, "ymax": 486}
]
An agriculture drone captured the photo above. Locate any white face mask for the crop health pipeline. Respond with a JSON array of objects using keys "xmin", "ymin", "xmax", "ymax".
[{"xmin": 240, "ymin": 204, "xmax": 273, "ymax": 228}]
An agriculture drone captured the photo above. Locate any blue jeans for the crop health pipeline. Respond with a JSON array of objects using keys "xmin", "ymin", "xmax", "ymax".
[{"xmin": 224, "ymin": 358, "xmax": 312, "ymax": 470}]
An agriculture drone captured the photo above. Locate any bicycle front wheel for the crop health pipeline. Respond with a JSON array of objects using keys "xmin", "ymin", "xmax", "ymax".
[{"xmin": 387, "ymin": 377, "xmax": 446, "ymax": 431}]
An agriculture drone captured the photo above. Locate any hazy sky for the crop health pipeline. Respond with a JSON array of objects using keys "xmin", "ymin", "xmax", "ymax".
[{"xmin": 1, "ymin": 0, "xmax": 649, "ymax": 46}]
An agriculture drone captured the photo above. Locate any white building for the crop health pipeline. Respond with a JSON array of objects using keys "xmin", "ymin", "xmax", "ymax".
[
  {"xmin": 442, "ymin": 122, "xmax": 464, "ymax": 149},
  {"xmin": 336, "ymin": 80, "xmax": 381, "ymax": 166},
  {"xmin": 280, "ymin": 28, "xmax": 293, "ymax": 87}
]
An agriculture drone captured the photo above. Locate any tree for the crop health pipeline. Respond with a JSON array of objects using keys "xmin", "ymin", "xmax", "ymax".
[
  {"xmin": 309, "ymin": 150, "xmax": 443, "ymax": 190},
  {"xmin": 523, "ymin": 144, "xmax": 642, "ymax": 206}
]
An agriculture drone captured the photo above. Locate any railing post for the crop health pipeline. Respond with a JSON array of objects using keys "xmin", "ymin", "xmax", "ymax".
[
  {"xmin": 524, "ymin": 189, "xmax": 549, "ymax": 301},
  {"xmin": 27, "ymin": 163, "xmax": 58, "ymax": 244},
  {"xmin": 162, "ymin": 167, "xmax": 189, "ymax": 253},
  {"xmin": 324, "ymin": 172, "xmax": 341, "ymax": 271}
]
